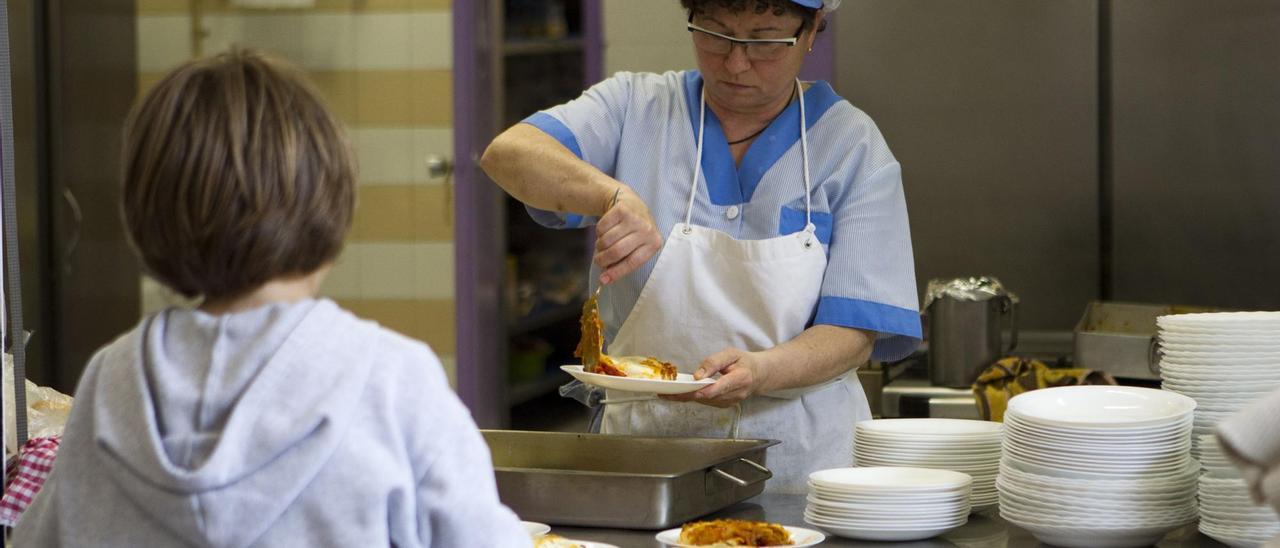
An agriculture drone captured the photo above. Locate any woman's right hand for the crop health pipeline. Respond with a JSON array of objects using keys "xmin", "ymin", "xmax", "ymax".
[{"xmin": 593, "ymin": 187, "xmax": 663, "ymax": 286}]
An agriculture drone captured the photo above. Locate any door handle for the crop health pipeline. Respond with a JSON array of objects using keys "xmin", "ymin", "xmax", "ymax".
[
  {"xmin": 60, "ymin": 188, "xmax": 82, "ymax": 276},
  {"xmin": 425, "ymin": 154, "xmax": 454, "ymax": 225}
]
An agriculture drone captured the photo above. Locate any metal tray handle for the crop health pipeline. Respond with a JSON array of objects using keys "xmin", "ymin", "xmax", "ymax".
[{"xmin": 711, "ymin": 458, "xmax": 772, "ymax": 488}]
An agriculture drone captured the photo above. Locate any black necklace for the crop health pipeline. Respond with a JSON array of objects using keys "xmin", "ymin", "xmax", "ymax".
[{"xmin": 726, "ymin": 87, "xmax": 797, "ymax": 146}]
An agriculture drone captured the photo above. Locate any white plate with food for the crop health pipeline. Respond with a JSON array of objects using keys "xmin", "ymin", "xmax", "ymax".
[
  {"xmin": 561, "ymin": 365, "xmax": 713, "ymax": 395},
  {"xmin": 523, "ymin": 521, "xmax": 552, "ymax": 537},
  {"xmin": 655, "ymin": 520, "xmax": 825, "ymax": 547},
  {"xmin": 533, "ymin": 534, "xmax": 621, "ymax": 548}
]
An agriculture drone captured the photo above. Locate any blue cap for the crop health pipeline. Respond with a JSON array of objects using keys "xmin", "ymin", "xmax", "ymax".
[{"xmin": 790, "ymin": 0, "xmax": 840, "ymax": 10}]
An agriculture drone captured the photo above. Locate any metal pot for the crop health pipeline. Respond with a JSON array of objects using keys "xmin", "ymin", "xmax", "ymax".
[{"xmin": 925, "ymin": 278, "xmax": 1018, "ymax": 388}]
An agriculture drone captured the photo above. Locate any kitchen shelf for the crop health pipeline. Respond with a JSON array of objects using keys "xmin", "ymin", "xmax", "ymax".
[
  {"xmin": 503, "ymin": 37, "xmax": 584, "ymax": 56},
  {"xmin": 509, "ymin": 297, "xmax": 585, "ymax": 336},
  {"xmin": 508, "ymin": 370, "xmax": 572, "ymax": 407}
]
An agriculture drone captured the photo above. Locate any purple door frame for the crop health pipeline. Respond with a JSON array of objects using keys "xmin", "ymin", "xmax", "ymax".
[
  {"xmin": 453, "ymin": 0, "xmax": 505, "ymax": 428},
  {"xmin": 453, "ymin": 0, "xmax": 604, "ymax": 427}
]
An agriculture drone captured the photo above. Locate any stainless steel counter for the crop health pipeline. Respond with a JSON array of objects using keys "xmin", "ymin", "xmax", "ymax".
[{"xmin": 544, "ymin": 494, "xmax": 1229, "ymax": 547}]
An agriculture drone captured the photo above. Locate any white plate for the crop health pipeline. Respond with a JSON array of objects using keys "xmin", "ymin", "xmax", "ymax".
[
  {"xmin": 808, "ymin": 487, "xmax": 970, "ymax": 505},
  {"xmin": 804, "ymin": 509, "xmax": 968, "ymax": 528},
  {"xmin": 856, "ymin": 418, "xmax": 1003, "ymax": 437},
  {"xmin": 560, "ymin": 365, "xmax": 713, "ymax": 394},
  {"xmin": 853, "ymin": 452, "xmax": 1002, "ymax": 466},
  {"xmin": 804, "ymin": 515, "xmax": 964, "ymax": 541},
  {"xmin": 523, "ymin": 521, "xmax": 551, "ymax": 537},
  {"xmin": 538, "ymin": 541, "xmax": 621, "ymax": 548},
  {"xmin": 1006, "ymin": 386, "xmax": 1196, "ymax": 427},
  {"xmin": 806, "ymin": 494, "xmax": 970, "ymax": 511},
  {"xmin": 1158, "ymin": 311, "xmax": 1280, "ymax": 324},
  {"xmin": 653, "ymin": 525, "xmax": 824, "ymax": 547},
  {"xmin": 809, "ymin": 467, "xmax": 972, "ymax": 492},
  {"xmin": 1004, "ymin": 409, "xmax": 1193, "ymax": 436}
]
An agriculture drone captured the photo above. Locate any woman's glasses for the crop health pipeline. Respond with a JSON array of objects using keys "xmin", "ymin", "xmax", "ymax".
[{"xmin": 686, "ymin": 17, "xmax": 803, "ymax": 62}]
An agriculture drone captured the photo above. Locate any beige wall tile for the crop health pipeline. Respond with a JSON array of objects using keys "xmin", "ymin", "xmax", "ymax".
[
  {"xmin": 605, "ymin": 0, "xmax": 696, "ymax": 75},
  {"xmin": 351, "ymin": 127, "xmax": 453, "ymax": 185},
  {"xmin": 138, "ymin": 12, "xmax": 451, "ymax": 73},
  {"xmin": 322, "ymin": 242, "xmax": 454, "ymax": 300},
  {"xmin": 350, "ymin": 185, "xmax": 454, "ymax": 242},
  {"xmin": 334, "ymin": 298, "xmax": 456, "ymax": 353},
  {"xmin": 138, "ymin": 15, "xmax": 195, "ymax": 73},
  {"xmin": 140, "ymin": 69, "xmax": 452, "ymax": 127},
  {"xmin": 138, "ymin": 0, "xmax": 452, "ymax": 15}
]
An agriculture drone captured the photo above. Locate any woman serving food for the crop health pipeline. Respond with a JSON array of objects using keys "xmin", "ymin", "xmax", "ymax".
[{"xmin": 481, "ymin": 0, "xmax": 921, "ymax": 494}]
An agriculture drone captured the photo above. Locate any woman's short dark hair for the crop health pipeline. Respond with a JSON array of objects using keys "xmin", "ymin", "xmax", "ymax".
[
  {"xmin": 681, "ymin": 0, "xmax": 826, "ymax": 32},
  {"xmin": 121, "ymin": 48, "xmax": 356, "ymax": 301}
]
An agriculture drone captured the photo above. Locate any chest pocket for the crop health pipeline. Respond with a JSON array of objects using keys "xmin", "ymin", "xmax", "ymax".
[{"xmin": 778, "ymin": 207, "xmax": 833, "ymax": 246}]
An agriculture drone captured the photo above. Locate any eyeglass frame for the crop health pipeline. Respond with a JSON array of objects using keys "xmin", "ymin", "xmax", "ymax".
[{"xmin": 685, "ymin": 13, "xmax": 805, "ymax": 60}]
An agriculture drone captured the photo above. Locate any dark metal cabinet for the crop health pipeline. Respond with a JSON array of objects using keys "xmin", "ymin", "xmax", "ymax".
[
  {"xmin": 834, "ymin": 0, "xmax": 1101, "ymax": 329},
  {"xmin": 1110, "ymin": 0, "xmax": 1280, "ymax": 309},
  {"xmin": 8, "ymin": 0, "xmax": 139, "ymax": 391}
]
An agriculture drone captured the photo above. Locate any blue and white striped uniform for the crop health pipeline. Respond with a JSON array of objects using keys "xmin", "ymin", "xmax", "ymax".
[{"xmin": 524, "ymin": 70, "xmax": 922, "ymax": 361}]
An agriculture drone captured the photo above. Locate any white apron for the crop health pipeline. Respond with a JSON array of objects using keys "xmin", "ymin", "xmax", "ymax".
[{"xmin": 601, "ymin": 79, "xmax": 872, "ymax": 495}]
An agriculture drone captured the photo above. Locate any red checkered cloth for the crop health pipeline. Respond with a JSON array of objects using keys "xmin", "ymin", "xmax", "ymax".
[{"xmin": 1, "ymin": 436, "xmax": 61, "ymax": 527}]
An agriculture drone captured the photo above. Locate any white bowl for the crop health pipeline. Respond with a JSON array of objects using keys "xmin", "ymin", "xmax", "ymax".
[
  {"xmin": 1000, "ymin": 500, "xmax": 1198, "ymax": 527},
  {"xmin": 1001, "ymin": 441, "xmax": 1191, "ymax": 465},
  {"xmin": 1001, "ymin": 453, "xmax": 1193, "ymax": 479},
  {"xmin": 1004, "ymin": 410, "xmax": 1194, "ymax": 438},
  {"xmin": 999, "ymin": 459, "xmax": 1198, "ymax": 487},
  {"xmin": 1009, "ymin": 519, "xmax": 1189, "ymax": 548},
  {"xmin": 1006, "ymin": 386, "xmax": 1196, "ymax": 428}
]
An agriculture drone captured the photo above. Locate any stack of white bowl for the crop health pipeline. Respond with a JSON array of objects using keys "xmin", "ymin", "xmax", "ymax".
[
  {"xmin": 1196, "ymin": 433, "xmax": 1280, "ymax": 546},
  {"xmin": 997, "ymin": 386, "xmax": 1199, "ymax": 547},
  {"xmin": 805, "ymin": 467, "xmax": 971, "ymax": 542},
  {"xmin": 1156, "ymin": 311, "xmax": 1280, "ymax": 458},
  {"xmin": 853, "ymin": 419, "xmax": 1002, "ymax": 511}
]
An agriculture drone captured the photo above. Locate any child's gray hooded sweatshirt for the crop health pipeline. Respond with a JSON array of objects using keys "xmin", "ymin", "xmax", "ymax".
[{"xmin": 14, "ymin": 299, "xmax": 530, "ymax": 547}]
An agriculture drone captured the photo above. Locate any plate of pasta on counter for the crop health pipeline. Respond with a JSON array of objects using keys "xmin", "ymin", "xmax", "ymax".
[
  {"xmin": 534, "ymin": 534, "xmax": 620, "ymax": 548},
  {"xmin": 563, "ymin": 289, "xmax": 713, "ymax": 395},
  {"xmin": 655, "ymin": 519, "xmax": 825, "ymax": 547}
]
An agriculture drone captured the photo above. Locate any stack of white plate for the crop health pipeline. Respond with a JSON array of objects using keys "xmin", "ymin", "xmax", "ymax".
[
  {"xmin": 804, "ymin": 467, "xmax": 971, "ymax": 542},
  {"xmin": 853, "ymin": 419, "xmax": 1002, "ymax": 511},
  {"xmin": 1196, "ymin": 434, "xmax": 1280, "ymax": 546},
  {"xmin": 998, "ymin": 386, "xmax": 1199, "ymax": 547},
  {"xmin": 1197, "ymin": 433, "xmax": 1240, "ymax": 479},
  {"xmin": 1199, "ymin": 475, "xmax": 1280, "ymax": 547},
  {"xmin": 1156, "ymin": 311, "xmax": 1280, "ymax": 457}
]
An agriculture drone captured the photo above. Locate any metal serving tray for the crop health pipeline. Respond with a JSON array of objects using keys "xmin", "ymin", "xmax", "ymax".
[
  {"xmin": 482, "ymin": 430, "xmax": 778, "ymax": 529},
  {"xmin": 1073, "ymin": 301, "xmax": 1220, "ymax": 380}
]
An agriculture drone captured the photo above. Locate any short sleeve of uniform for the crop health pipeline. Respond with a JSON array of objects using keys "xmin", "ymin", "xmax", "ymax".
[
  {"xmin": 520, "ymin": 72, "xmax": 636, "ymax": 229},
  {"xmin": 813, "ymin": 160, "xmax": 923, "ymax": 362}
]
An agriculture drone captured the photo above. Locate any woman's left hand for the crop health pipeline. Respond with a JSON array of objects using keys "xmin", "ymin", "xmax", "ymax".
[{"xmin": 661, "ymin": 348, "xmax": 773, "ymax": 408}]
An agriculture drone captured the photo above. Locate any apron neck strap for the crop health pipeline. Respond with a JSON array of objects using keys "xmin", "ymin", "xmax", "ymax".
[{"xmin": 686, "ymin": 79, "xmax": 814, "ymax": 232}]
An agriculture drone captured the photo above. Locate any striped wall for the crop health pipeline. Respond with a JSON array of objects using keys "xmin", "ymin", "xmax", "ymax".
[{"xmin": 136, "ymin": 0, "xmax": 458, "ymax": 385}]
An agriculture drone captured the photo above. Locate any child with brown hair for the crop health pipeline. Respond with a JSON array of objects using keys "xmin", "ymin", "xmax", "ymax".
[{"xmin": 14, "ymin": 49, "xmax": 530, "ymax": 547}]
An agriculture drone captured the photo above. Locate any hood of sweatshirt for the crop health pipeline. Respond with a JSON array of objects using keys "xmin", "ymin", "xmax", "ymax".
[{"xmin": 89, "ymin": 299, "xmax": 375, "ymax": 548}]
